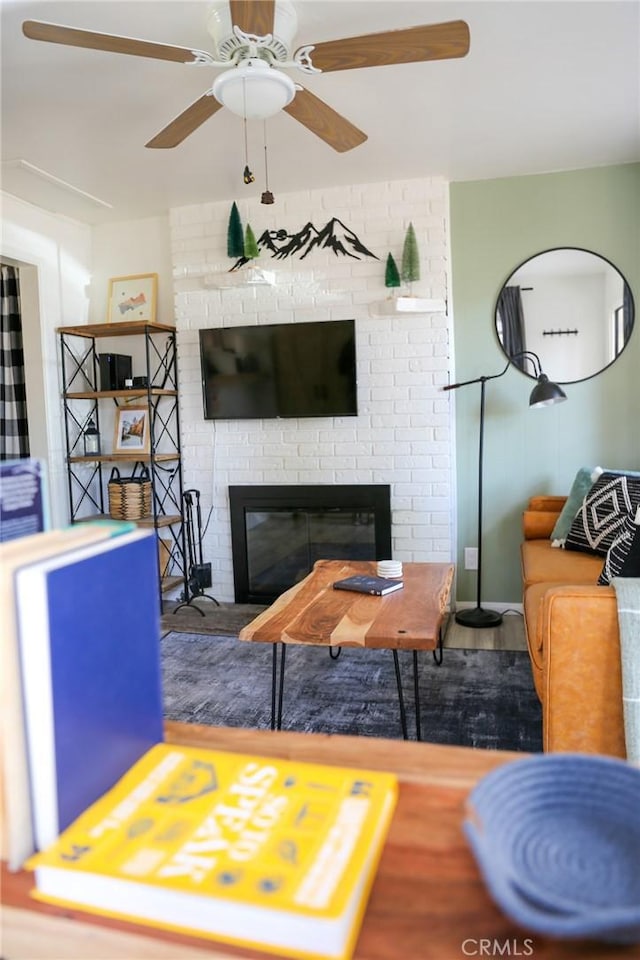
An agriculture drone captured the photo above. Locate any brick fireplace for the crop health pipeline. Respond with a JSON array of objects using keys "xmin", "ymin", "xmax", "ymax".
[{"xmin": 171, "ymin": 176, "xmax": 454, "ymax": 602}]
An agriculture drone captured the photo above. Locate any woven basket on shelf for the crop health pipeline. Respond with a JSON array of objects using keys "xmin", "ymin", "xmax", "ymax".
[{"xmin": 108, "ymin": 467, "xmax": 152, "ymax": 521}]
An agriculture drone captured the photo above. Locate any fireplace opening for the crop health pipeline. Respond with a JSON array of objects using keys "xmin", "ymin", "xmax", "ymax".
[{"xmin": 230, "ymin": 484, "xmax": 392, "ymax": 603}]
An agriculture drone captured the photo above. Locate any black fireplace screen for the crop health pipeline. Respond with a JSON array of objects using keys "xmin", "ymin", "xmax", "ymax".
[{"xmin": 230, "ymin": 485, "xmax": 392, "ymax": 603}]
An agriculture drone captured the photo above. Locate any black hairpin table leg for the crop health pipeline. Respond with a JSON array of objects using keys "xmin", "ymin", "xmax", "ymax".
[
  {"xmin": 433, "ymin": 627, "xmax": 444, "ymax": 665},
  {"xmin": 413, "ymin": 650, "xmax": 422, "ymax": 741},
  {"xmin": 393, "ymin": 651, "xmax": 426, "ymax": 741},
  {"xmin": 270, "ymin": 643, "xmax": 287, "ymax": 731},
  {"xmin": 271, "ymin": 644, "xmax": 278, "ymax": 730},
  {"xmin": 392, "ymin": 650, "xmax": 409, "ymax": 740},
  {"xmin": 277, "ymin": 643, "xmax": 286, "ymax": 730}
]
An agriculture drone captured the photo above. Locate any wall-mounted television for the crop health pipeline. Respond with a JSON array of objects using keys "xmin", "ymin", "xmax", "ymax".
[{"xmin": 199, "ymin": 319, "xmax": 357, "ymax": 420}]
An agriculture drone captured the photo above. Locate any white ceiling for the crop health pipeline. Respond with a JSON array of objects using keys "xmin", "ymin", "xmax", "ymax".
[{"xmin": 1, "ymin": 0, "xmax": 639, "ymax": 225}]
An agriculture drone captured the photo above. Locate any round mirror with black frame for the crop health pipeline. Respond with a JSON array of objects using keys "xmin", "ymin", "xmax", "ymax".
[{"xmin": 495, "ymin": 247, "xmax": 635, "ymax": 384}]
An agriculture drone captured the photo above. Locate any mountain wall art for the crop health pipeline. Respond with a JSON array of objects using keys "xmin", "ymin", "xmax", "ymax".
[{"xmin": 231, "ymin": 217, "xmax": 378, "ymax": 270}]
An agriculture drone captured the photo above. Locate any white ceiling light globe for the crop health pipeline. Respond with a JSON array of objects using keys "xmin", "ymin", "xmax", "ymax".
[{"xmin": 212, "ymin": 60, "xmax": 296, "ymax": 119}]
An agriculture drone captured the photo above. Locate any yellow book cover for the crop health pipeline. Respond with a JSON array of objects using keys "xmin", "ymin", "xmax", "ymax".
[{"xmin": 27, "ymin": 742, "xmax": 398, "ymax": 960}]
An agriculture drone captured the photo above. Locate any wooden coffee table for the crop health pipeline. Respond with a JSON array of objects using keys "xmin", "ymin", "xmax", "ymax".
[{"xmin": 239, "ymin": 559, "xmax": 454, "ymax": 740}]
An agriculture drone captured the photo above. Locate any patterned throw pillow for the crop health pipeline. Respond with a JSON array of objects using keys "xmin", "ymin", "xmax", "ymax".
[
  {"xmin": 598, "ymin": 508, "xmax": 640, "ymax": 584},
  {"xmin": 565, "ymin": 472, "xmax": 640, "ymax": 556},
  {"xmin": 550, "ymin": 466, "xmax": 602, "ymax": 546}
]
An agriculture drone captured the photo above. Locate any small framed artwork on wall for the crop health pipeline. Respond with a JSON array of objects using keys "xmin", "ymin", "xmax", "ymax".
[
  {"xmin": 107, "ymin": 273, "xmax": 157, "ymax": 323},
  {"xmin": 112, "ymin": 405, "xmax": 150, "ymax": 455}
]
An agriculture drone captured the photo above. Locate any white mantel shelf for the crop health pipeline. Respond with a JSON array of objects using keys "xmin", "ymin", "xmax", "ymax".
[
  {"xmin": 202, "ymin": 267, "xmax": 276, "ymax": 289},
  {"xmin": 370, "ymin": 297, "xmax": 447, "ymax": 316}
]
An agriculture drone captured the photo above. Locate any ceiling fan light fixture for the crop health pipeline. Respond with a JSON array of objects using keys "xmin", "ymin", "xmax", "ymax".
[{"xmin": 212, "ymin": 60, "xmax": 295, "ymax": 119}]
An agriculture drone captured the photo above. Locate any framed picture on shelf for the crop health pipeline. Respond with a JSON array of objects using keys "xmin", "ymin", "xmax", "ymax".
[
  {"xmin": 112, "ymin": 405, "xmax": 150, "ymax": 455},
  {"xmin": 107, "ymin": 273, "xmax": 157, "ymax": 323}
]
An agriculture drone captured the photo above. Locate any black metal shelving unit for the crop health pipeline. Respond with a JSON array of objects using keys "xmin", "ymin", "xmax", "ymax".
[{"xmin": 58, "ymin": 320, "xmax": 187, "ymax": 602}]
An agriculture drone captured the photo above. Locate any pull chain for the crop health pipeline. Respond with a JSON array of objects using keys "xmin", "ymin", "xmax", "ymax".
[
  {"xmin": 261, "ymin": 120, "xmax": 274, "ymax": 204},
  {"xmin": 242, "ymin": 78, "xmax": 254, "ymax": 185}
]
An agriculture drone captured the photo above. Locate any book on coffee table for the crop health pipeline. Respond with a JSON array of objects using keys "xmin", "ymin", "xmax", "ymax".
[{"xmin": 333, "ymin": 574, "xmax": 404, "ymax": 596}]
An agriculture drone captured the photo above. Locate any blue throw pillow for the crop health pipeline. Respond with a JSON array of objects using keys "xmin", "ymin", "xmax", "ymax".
[{"xmin": 551, "ymin": 467, "xmax": 602, "ymax": 546}]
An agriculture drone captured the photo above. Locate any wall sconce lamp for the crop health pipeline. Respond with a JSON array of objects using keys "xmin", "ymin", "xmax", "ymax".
[{"xmin": 443, "ymin": 350, "xmax": 567, "ymax": 629}]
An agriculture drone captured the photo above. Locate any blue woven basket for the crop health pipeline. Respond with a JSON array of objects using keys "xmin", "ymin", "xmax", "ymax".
[{"xmin": 464, "ymin": 753, "xmax": 640, "ymax": 944}]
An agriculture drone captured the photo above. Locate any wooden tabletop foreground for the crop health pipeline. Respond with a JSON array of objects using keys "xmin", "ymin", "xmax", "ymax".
[
  {"xmin": 3, "ymin": 722, "xmax": 633, "ymax": 960},
  {"xmin": 239, "ymin": 560, "xmax": 455, "ymax": 650}
]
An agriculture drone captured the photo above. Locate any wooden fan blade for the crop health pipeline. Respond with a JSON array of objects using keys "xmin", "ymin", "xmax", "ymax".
[
  {"xmin": 283, "ymin": 87, "xmax": 367, "ymax": 153},
  {"xmin": 146, "ymin": 94, "xmax": 223, "ymax": 148},
  {"xmin": 229, "ymin": 1, "xmax": 275, "ymax": 37},
  {"xmin": 22, "ymin": 20, "xmax": 205, "ymax": 63},
  {"xmin": 301, "ymin": 20, "xmax": 470, "ymax": 72}
]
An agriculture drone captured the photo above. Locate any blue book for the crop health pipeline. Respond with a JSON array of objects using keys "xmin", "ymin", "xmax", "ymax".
[
  {"xmin": 333, "ymin": 574, "xmax": 404, "ymax": 596},
  {"xmin": 14, "ymin": 528, "xmax": 164, "ymax": 851},
  {"xmin": 0, "ymin": 458, "xmax": 50, "ymax": 542}
]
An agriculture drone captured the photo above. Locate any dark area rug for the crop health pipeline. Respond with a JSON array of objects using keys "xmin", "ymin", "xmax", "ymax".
[{"xmin": 162, "ymin": 632, "xmax": 542, "ymax": 752}]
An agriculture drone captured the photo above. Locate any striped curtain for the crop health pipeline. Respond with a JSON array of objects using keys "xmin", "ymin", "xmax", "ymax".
[{"xmin": 1, "ymin": 264, "xmax": 30, "ymax": 459}]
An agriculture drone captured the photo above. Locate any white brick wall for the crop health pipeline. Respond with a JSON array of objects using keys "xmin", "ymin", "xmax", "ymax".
[{"xmin": 170, "ymin": 177, "xmax": 453, "ymax": 600}]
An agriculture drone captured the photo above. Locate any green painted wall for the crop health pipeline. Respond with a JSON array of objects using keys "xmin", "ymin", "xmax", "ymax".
[{"xmin": 449, "ymin": 163, "xmax": 640, "ymax": 603}]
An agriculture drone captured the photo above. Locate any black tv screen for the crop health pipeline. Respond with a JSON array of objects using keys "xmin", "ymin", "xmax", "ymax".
[{"xmin": 199, "ymin": 319, "xmax": 357, "ymax": 420}]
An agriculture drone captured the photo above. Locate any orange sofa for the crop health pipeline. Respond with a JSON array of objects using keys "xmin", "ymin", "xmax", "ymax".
[{"xmin": 521, "ymin": 495, "xmax": 625, "ymax": 758}]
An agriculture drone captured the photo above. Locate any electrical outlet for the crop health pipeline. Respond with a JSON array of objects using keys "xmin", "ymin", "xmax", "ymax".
[{"xmin": 464, "ymin": 547, "xmax": 478, "ymax": 571}]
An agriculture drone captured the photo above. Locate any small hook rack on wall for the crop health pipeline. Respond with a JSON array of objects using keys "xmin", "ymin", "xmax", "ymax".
[{"xmin": 542, "ymin": 328, "xmax": 579, "ymax": 337}]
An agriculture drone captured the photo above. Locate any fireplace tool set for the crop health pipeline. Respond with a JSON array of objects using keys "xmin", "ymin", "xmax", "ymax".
[{"xmin": 173, "ymin": 488, "xmax": 219, "ymax": 616}]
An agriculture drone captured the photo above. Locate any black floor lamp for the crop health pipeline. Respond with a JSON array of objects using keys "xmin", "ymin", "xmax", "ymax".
[{"xmin": 443, "ymin": 350, "xmax": 567, "ymax": 628}]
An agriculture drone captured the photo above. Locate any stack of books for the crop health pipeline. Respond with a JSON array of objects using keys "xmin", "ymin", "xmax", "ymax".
[
  {"xmin": 1, "ymin": 521, "xmax": 164, "ymax": 868},
  {"xmin": 2, "ymin": 521, "xmax": 398, "ymax": 960}
]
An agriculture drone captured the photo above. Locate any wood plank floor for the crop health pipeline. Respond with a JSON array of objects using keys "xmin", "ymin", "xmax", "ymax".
[
  {"xmin": 444, "ymin": 612, "xmax": 527, "ymax": 651},
  {"xmin": 164, "ymin": 601, "xmax": 527, "ymax": 652}
]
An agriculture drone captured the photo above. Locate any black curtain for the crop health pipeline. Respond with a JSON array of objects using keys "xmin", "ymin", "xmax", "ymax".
[
  {"xmin": 497, "ymin": 285, "xmax": 526, "ymax": 369},
  {"xmin": 1, "ymin": 264, "xmax": 30, "ymax": 459},
  {"xmin": 623, "ymin": 282, "xmax": 634, "ymax": 344}
]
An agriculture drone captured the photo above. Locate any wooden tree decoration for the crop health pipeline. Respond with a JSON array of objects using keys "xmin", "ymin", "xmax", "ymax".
[
  {"xmin": 384, "ymin": 253, "xmax": 400, "ymax": 295},
  {"xmin": 401, "ymin": 222, "xmax": 420, "ymax": 294},
  {"xmin": 244, "ymin": 224, "xmax": 260, "ymax": 260},
  {"xmin": 227, "ymin": 202, "xmax": 244, "ymax": 259}
]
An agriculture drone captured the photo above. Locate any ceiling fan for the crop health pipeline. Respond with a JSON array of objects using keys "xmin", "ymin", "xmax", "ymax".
[{"xmin": 22, "ymin": 0, "xmax": 470, "ymax": 153}]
